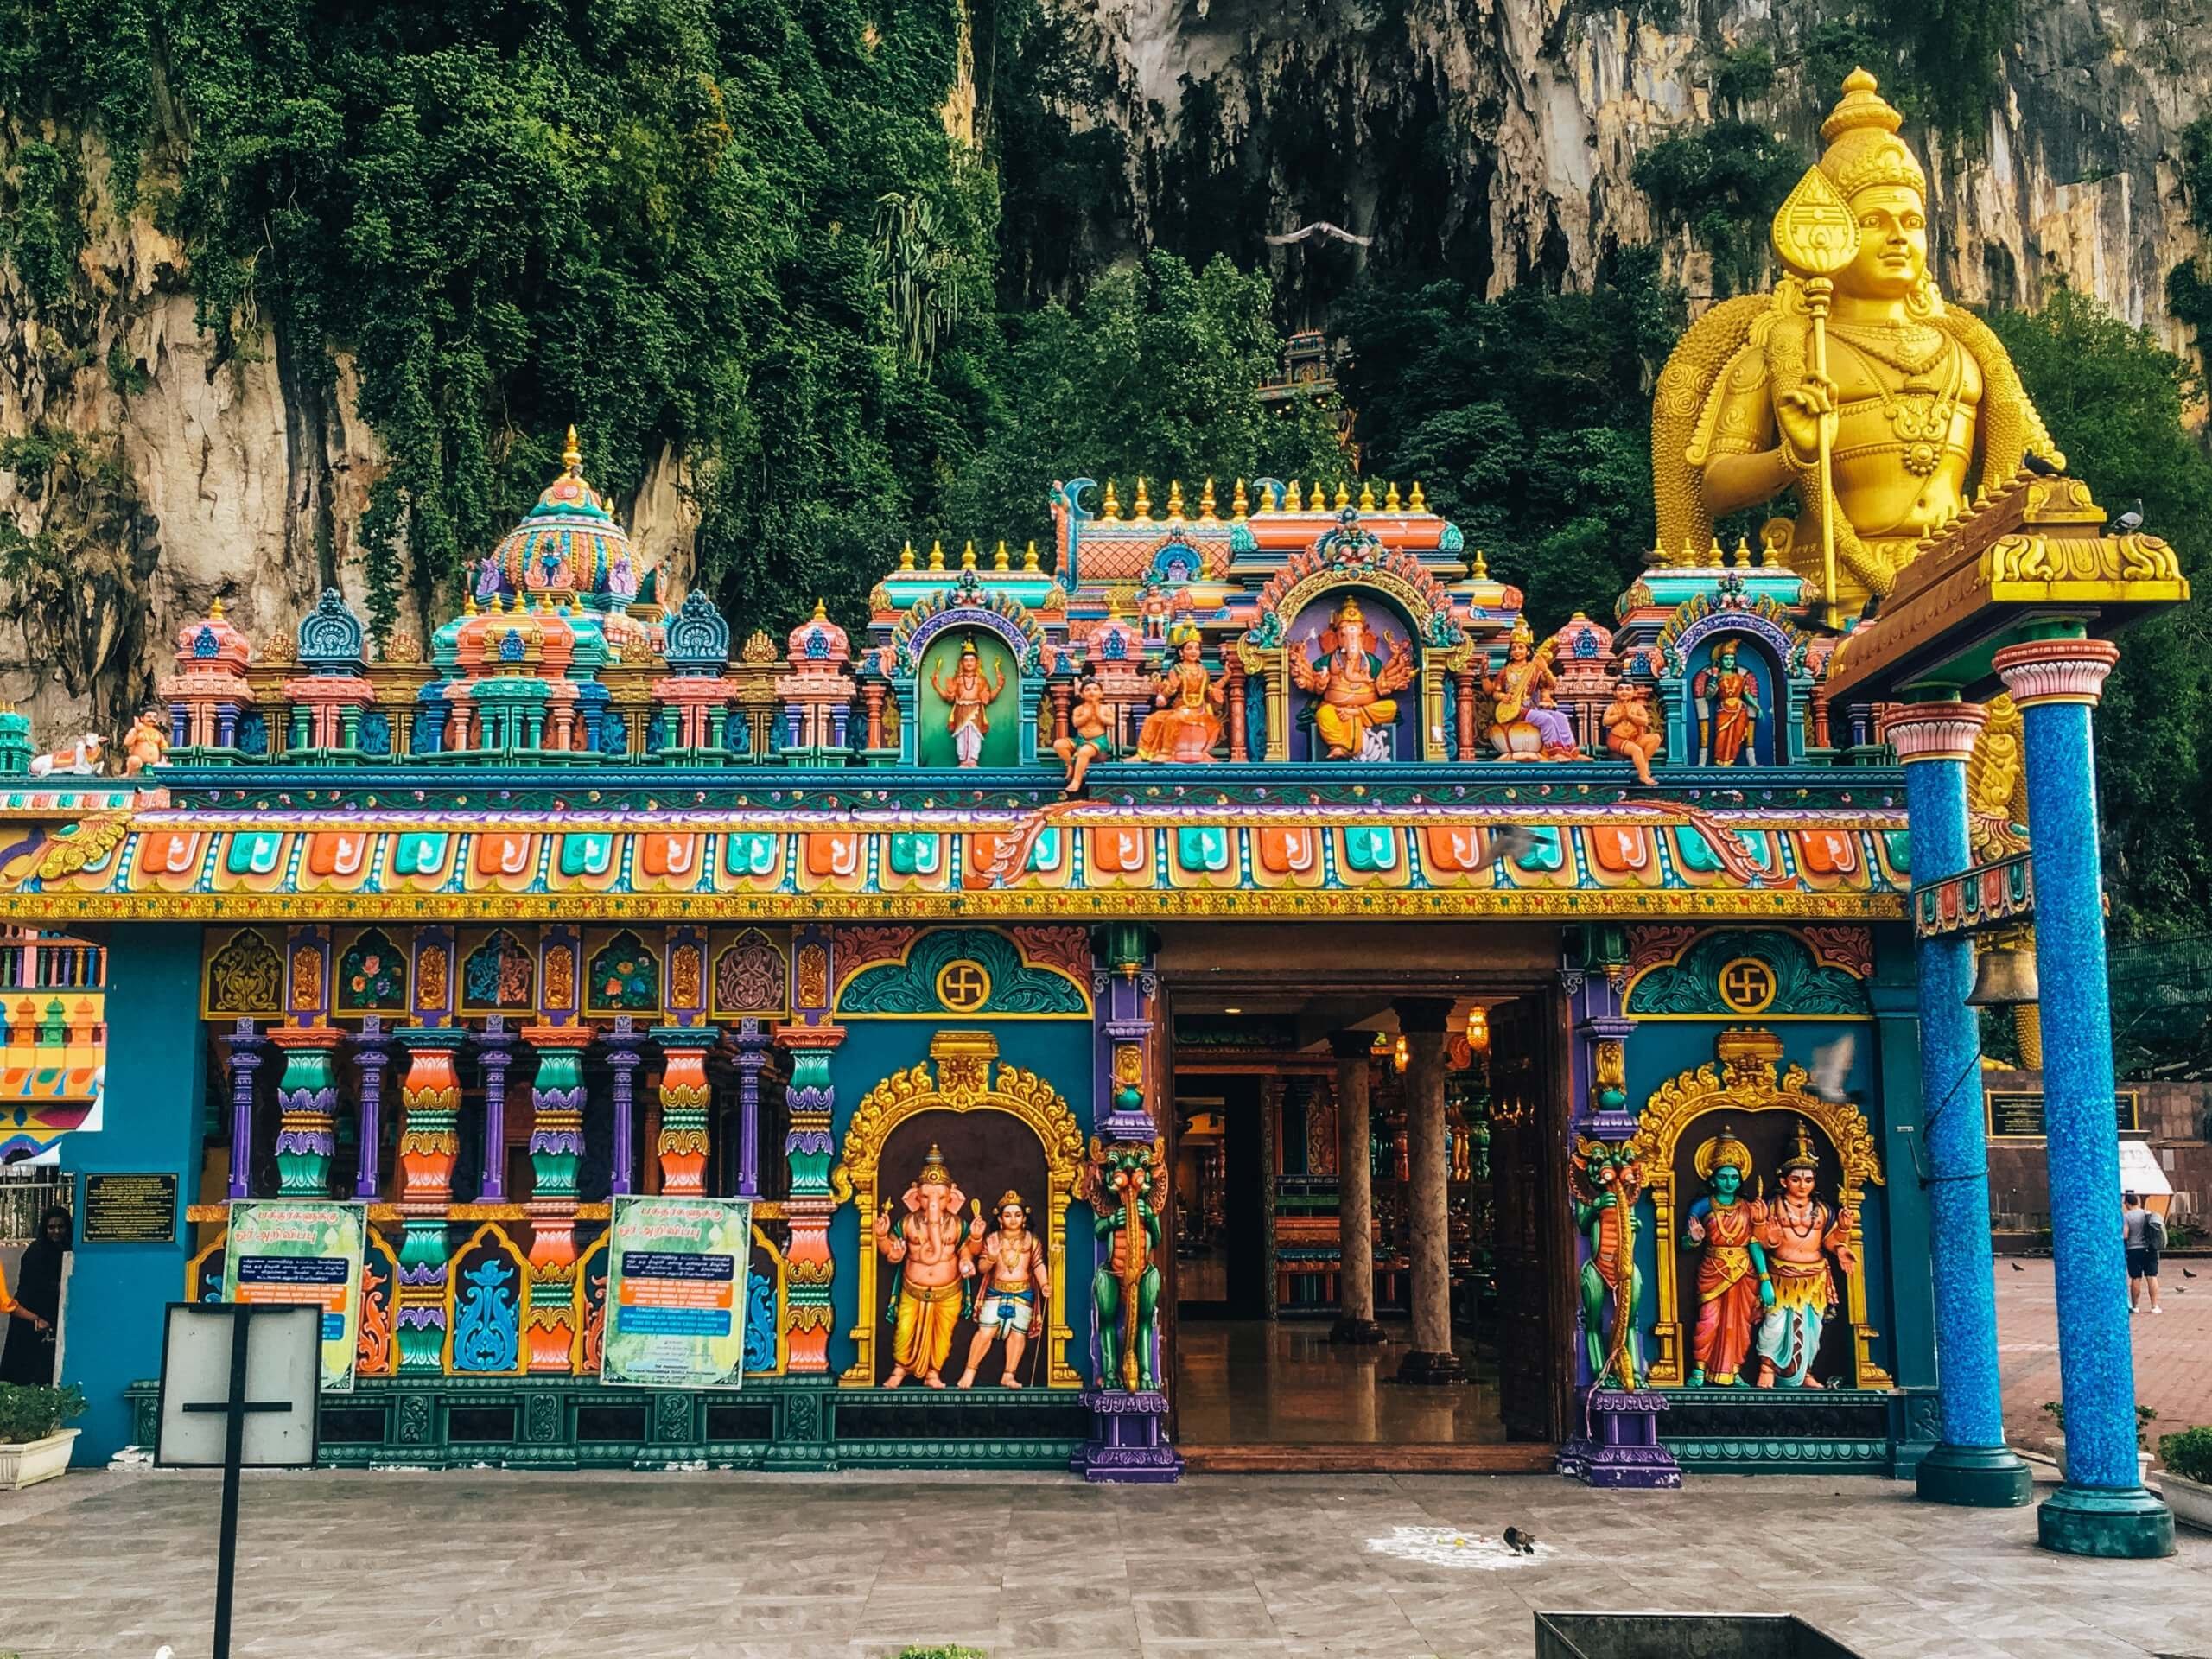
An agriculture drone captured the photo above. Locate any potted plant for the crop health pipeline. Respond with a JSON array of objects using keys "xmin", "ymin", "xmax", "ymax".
[
  {"xmin": 2041, "ymin": 1399, "xmax": 2158, "ymax": 1484},
  {"xmin": 0, "ymin": 1383, "xmax": 86, "ymax": 1490},
  {"xmin": 2158, "ymin": 1427, "xmax": 2212, "ymax": 1532}
]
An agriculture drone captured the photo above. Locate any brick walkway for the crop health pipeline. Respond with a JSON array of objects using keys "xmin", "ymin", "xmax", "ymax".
[{"xmin": 1999, "ymin": 1254, "xmax": 2209, "ymax": 1453}]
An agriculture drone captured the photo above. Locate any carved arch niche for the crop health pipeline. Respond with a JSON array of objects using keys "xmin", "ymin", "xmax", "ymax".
[
  {"xmin": 1629, "ymin": 1027, "xmax": 1888, "ymax": 1389},
  {"xmin": 830, "ymin": 1029, "xmax": 1084, "ymax": 1389}
]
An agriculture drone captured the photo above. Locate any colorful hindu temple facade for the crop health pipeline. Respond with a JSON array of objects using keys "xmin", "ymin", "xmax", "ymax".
[{"xmin": 0, "ymin": 73, "xmax": 2190, "ymax": 1556}]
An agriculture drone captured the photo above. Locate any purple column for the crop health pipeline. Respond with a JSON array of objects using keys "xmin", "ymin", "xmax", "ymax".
[
  {"xmin": 476, "ymin": 1014, "xmax": 514, "ymax": 1200},
  {"xmin": 353, "ymin": 1019, "xmax": 392, "ymax": 1200},
  {"xmin": 225, "ymin": 1020, "xmax": 264, "ymax": 1199},
  {"xmin": 607, "ymin": 1015, "xmax": 644, "ymax": 1195},
  {"xmin": 732, "ymin": 1017, "xmax": 772, "ymax": 1198}
]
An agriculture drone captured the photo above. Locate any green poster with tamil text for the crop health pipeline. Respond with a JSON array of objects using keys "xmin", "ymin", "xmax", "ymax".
[
  {"xmin": 221, "ymin": 1199, "xmax": 366, "ymax": 1392},
  {"xmin": 601, "ymin": 1195, "xmax": 752, "ymax": 1389}
]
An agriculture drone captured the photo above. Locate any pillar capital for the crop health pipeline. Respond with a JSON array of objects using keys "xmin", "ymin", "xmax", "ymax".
[
  {"xmin": 1993, "ymin": 637, "xmax": 2120, "ymax": 709},
  {"xmin": 267, "ymin": 1023, "xmax": 344, "ymax": 1050},
  {"xmin": 1879, "ymin": 700, "xmax": 1988, "ymax": 765},
  {"xmin": 1392, "ymin": 997, "xmax": 1457, "ymax": 1036},
  {"xmin": 519, "ymin": 1021, "xmax": 594, "ymax": 1050}
]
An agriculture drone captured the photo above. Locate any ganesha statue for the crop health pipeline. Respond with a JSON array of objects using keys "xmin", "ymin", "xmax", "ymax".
[{"xmin": 1291, "ymin": 594, "xmax": 1413, "ymax": 760}]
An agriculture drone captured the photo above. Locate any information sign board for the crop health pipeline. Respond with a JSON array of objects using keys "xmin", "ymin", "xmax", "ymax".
[{"xmin": 600, "ymin": 1195, "xmax": 752, "ymax": 1389}]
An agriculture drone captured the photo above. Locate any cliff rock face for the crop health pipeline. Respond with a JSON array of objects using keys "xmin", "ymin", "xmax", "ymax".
[{"xmin": 3, "ymin": 1, "xmax": 2208, "ymax": 744}]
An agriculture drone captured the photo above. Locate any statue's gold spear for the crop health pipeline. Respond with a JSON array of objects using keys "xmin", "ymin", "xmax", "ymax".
[{"xmin": 1771, "ymin": 167, "xmax": 1863, "ymax": 633}]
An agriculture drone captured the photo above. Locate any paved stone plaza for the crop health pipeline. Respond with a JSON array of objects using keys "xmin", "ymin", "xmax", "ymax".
[
  {"xmin": 4, "ymin": 1466, "xmax": 2210, "ymax": 1659},
  {"xmin": 1998, "ymin": 1255, "xmax": 2208, "ymax": 1452}
]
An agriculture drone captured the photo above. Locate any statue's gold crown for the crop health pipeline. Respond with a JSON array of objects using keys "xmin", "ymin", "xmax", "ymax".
[
  {"xmin": 1778, "ymin": 1116, "xmax": 1822, "ymax": 1176},
  {"xmin": 995, "ymin": 1188, "xmax": 1027, "ymax": 1216},
  {"xmin": 918, "ymin": 1142, "xmax": 950, "ymax": 1184},
  {"xmin": 1818, "ymin": 68, "xmax": 1925, "ymax": 200},
  {"xmin": 1509, "ymin": 616, "xmax": 1535, "ymax": 645},
  {"xmin": 1332, "ymin": 595, "xmax": 1367, "ymax": 627},
  {"xmin": 1694, "ymin": 1121, "xmax": 1755, "ymax": 1183},
  {"xmin": 1167, "ymin": 620, "xmax": 1201, "ymax": 647}
]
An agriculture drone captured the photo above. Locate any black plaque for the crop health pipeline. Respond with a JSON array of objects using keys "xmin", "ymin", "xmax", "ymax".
[
  {"xmin": 81, "ymin": 1172, "xmax": 180, "ymax": 1243},
  {"xmin": 1984, "ymin": 1090, "xmax": 2139, "ymax": 1141}
]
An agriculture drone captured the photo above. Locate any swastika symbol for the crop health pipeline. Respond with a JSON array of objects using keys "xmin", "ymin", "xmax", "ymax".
[
  {"xmin": 1718, "ymin": 957, "xmax": 1777, "ymax": 1014},
  {"xmin": 937, "ymin": 961, "xmax": 992, "ymax": 1012}
]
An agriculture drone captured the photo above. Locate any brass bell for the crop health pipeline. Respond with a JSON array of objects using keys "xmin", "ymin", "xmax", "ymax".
[{"xmin": 1965, "ymin": 941, "xmax": 2040, "ymax": 1008}]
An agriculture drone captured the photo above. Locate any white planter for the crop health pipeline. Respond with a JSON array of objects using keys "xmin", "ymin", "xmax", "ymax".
[
  {"xmin": 2159, "ymin": 1471, "xmax": 2212, "ymax": 1533},
  {"xmin": 2048, "ymin": 1434, "xmax": 2155, "ymax": 1487},
  {"xmin": 0, "ymin": 1427, "xmax": 79, "ymax": 1491}
]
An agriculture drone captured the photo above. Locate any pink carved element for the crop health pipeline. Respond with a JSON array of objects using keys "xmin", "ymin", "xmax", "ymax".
[
  {"xmin": 777, "ymin": 603, "xmax": 855, "ymax": 751},
  {"xmin": 162, "ymin": 603, "xmax": 256, "ymax": 749},
  {"xmin": 1624, "ymin": 924, "xmax": 1702, "ymax": 984},
  {"xmin": 1802, "ymin": 925, "xmax": 1876, "ymax": 980},
  {"xmin": 1008, "ymin": 925, "xmax": 1091, "ymax": 985},
  {"xmin": 1878, "ymin": 701, "xmax": 1989, "ymax": 766},
  {"xmin": 833, "ymin": 925, "xmax": 918, "ymax": 982},
  {"xmin": 1992, "ymin": 638, "xmax": 2120, "ymax": 709}
]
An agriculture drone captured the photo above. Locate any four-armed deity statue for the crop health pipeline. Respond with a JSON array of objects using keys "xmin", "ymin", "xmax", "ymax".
[
  {"xmin": 1292, "ymin": 594, "xmax": 1414, "ymax": 760},
  {"xmin": 872, "ymin": 1142, "xmax": 985, "ymax": 1387}
]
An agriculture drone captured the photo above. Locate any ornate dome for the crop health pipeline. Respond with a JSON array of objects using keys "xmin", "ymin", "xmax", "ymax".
[
  {"xmin": 478, "ymin": 427, "xmax": 652, "ymax": 606},
  {"xmin": 787, "ymin": 599, "xmax": 850, "ymax": 666},
  {"xmin": 175, "ymin": 599, "xmax": 251, "ymax": 673}
]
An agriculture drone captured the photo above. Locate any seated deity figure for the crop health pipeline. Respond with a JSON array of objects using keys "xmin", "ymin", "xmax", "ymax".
[
  {"xmin": 930, "ymin": 638, "xmax": 1006, "ymax": 769},
  {"xmin": 1601, "ymin": 678, "xmax": 1663, "ymax": 785},
  {"xmin": 956, "ymin": 1190, "xmax": 1051, "ymax": 1388},
  {"xmin": 1751, "ymin": 1122, "xmax": 1857, "ymax": 1388},
  {"xmin": 1291, "ymin": 595, "xmax": 1414, "ymax": 759},
  {"xmin": 1682, "ymin": 1123, "xmax": 1769, "ymax": 1387},
  {"xmin": 872, "ymin": 1143, "xmax": 984, "ymax": 1387},
  {"xmin": 1654, "ymin": 70, "xmax": 2063, "ymax": 618},
  {"xmin": 1485, "ymin": 620, "xmax": 1579, "ymax": 760},
  {"xmin": 1134, "ymin": 622, "xmax": 1224, "ymax": 763}
]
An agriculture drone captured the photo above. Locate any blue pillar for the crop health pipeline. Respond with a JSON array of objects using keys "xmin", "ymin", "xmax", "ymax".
[
  {"xmin": 60, "ymin": 924, "xmax": 207, "ymax": 1462},
  {"xmin": 1996, "ymin": 636, "xmax": 2173, "ymax": 1559},
  {"xmin": 1883, "ymin": 702, "xmax": 2031, "ymax": 1507}
]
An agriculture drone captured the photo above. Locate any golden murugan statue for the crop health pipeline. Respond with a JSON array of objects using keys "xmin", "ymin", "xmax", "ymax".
[{"xmin": 1654, "ymin": 69, "xmax": 2063, "ymax": 620}]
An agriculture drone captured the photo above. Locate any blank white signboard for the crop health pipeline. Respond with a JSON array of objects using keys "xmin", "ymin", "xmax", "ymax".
[{"xmin": 156, "ymin": 1303, "xmax": 321, "ymax": 1469}]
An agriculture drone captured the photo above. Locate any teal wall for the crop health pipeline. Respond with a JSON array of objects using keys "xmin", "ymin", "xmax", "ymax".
[
  {"xmin": 828, "ymin": 1018, "xmax": 1096, "ymax": 1382},
  {"xmin": 60, "ymin": 924, "xmax": 207, "ymax": 1460}
]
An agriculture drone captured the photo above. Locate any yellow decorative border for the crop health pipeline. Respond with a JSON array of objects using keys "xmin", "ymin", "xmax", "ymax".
[
  {"xmin": 828, "ymin": 1029, "xmax": 1084, "ymax": 1389},
  {"xmin": 1629, "ymin": 1027, "xmax": 1890, "ymax": 1389},
  {"xmin": 9, "ymin": 887, "xmax": 1904, "ymax": 923}
]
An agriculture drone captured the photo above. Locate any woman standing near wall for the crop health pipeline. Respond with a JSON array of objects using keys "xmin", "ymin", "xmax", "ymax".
[{"xmin": 0, "ymin": 1206, "xmax": 73, "ymax": 1384}]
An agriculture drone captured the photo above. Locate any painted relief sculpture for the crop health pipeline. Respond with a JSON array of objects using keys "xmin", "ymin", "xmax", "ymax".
[
  {"xmin": 1655, "ymin": 68, "xmax": 2063, "ymax": 618},
  {"xmin": 1601, "ymin": 679, "xmax": 1663, "ymax": 785},
  {"xmin": 1569, "ymin": 1137, "xmax": 1645, "ymax": 1389},
  {"xmin": 957, "ymin": 1189, "xmax": 1050, "ymax": 1387},
  {"xmin": 1752, "ymin": 1121, "xmax": 1857, "ymax": 1388},
  {"xmin": 931, "ymin": 638, "xmax": 1005, "ymax": 768},
  {"xmin": 1682, "ymin": 1123, "xmax": 1769, "ymax": 1387},
  {"xmin": 1134, "ymin": 623, "xmax": 1224, "ymax": 762},
  {"xmin": 873, "ymin": 1142, "xmax": 984, "ymax": 1387},
  {"xmin": 122, "ymin": 710, "xmax": 169, "ymax": 774},
  {"xmin": 1486, "ymin": 620, "xmax": 1578, "ymax": 759},
  {"xmin": 1291, "ymin": 595, "xmax": 1413, "ymax": 759},
  {"xmin": 1695, "ymin": 639, "xmax": 1762, "ymax": 766},
  {"xmin": 1084, "ymin": 1136, "xmax": 1166, "ymax": 1390},
  {"xmin": 1053, "ymin": 679, "xmax": 1112, "ymax": 794}
]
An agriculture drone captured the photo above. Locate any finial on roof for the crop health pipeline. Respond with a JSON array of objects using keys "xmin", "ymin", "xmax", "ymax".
[
  {"xmin": 1733, "ymin": 536, "xmax": 1754, "ymax": 567},
  {"xmin": 1471, "ymin": 549, "xmax": 1489, "ymax": 578},
  {"xmin": 928, "ymin": 538, "xmax": 946, "ymax": 572},
  {"xmin": 812, "ymin": 597, "xmax": 828, "ymax": 620},
  {"xmin": 1307, "ymin": 480, "xmax": 1325, "ymax": 511},
  {"xmin": 1021, "ymin": 538, "xmax": 1040, "ymax": 572},
  {"xmin": 208, "ymin": 597, "xmax": 228, "ymax": 620},
  {"xmin": 1133, "ymin": 477, "xmax": 1152, "ymax": 521},
  {"xmin": 1333, "ymin": 480, "xmax": 1351, "ymax": 510},
  {"xmin": 464, "ymin": 591, "xmax": 479, "ymax": 615},
  {"xmin": 993, "ymin": 538, "xmax": 1010, "ymax": 571},
  {"xmin": 1166, "ymin": 479, "xmax": 1185, "ymax": 519},
  {"xmin": 1408, "ymin": 480, "xmax": 1427, "ymax": 512},
  {"xmin": 1283, "ymin": 480, "xmax": 1300, "ymax": 515},
  {"xmin": 562, "ymin": 424, "xmax": 582, "ymax": 475},
  {"xmin": 960, "ymin": 538, "xmax": 978, "ymax": 569},
  {"xmin": 1676, "ymin": 537, "xmax": 1698, "ymax": 568},
  {"xmin": 899, "ymin": 540, "xmax": 916, "ymax": 572},
  {"xmin": 1200, "ymin": 478, "xmax": 1217, "ymax": 521},
  {"xmin": 1102, "ymin": 480, "xmax": 1122, "ymax": 520},
  {"xmin": 1385, "ymin": 480, "xmax": 1402, "ymax": 512},
  {"xmin": 1707, "ymin": 536, "xmax": 1726, "ymax": 564},
  {"xmin": 1231, "ymin": 478, "xmax": 1249, "ymax": 519},
  {"xmin": 1358, "ymin": 480, "xmax": 1375, "ymax": 511}
]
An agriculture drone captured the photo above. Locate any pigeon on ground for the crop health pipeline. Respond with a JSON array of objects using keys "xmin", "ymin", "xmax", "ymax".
[
  {"xmin": 2107, "ymin": 497, "xmax": 2145, "ymax": 536},
  {"xmin": 2011, "ymin": 1262, "xmax": 2024, "ymax": 1272},
  {"xmin": 2183, "ymin": 1268, "xmax": 2197, "ymax": 1279},
  {"xmin": 1807, "ymin": 1035, "xmax": 1856, "ymax": 1104},
  {"xmin": 2021, "ymin": 451, "xmax": 2063, "ymax": 477},
  {"xmin": 1503, "ymin": 1527, "xmax": 1537, "ymax": 1554},
  {"xmin": 1488, "ymin": 823, "xmax": 1540, "ymax": 864}
]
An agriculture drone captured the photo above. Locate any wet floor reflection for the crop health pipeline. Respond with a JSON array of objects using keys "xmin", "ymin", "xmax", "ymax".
[{"xmin": 1173, "ymin": 1319, "xmax": 1504, "ymax": 1444}]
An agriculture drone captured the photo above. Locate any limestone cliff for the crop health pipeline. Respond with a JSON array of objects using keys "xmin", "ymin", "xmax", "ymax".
[{"xmin": 3, "ymin": 0, "xmax": 2208, "ymax": 743}]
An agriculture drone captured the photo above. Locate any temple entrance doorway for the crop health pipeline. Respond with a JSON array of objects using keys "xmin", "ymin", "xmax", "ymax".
[{"xmin": 1153, "ymin": 924, "xmax": 1569, "ymax": 1471}]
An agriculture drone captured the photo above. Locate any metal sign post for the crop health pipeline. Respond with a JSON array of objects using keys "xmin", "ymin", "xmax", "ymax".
[{"xmin": 156, "ymin": 1303, "xmax": 320, "ymax": 1659}]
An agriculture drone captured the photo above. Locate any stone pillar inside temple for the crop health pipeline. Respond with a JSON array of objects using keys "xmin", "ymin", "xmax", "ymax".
[
  {"xmin": 1881, "ymin": 700, "xmax": 2033, "ymax": 1510},
  {"xmin": 1326, "ymin": 1031, "xmax": 1381, "ymax": 1345},
  {"xmin": 606, "ymin": 1016, "xmax": 644, "ymax": 1194},
  {"xmin": 1394, "ymin": 997, "xmax": 1464, "ymax": 1384},
  {"xmin": 352, "ymin": 1018, "xmax": 391, "ymax": 1201},
  {"xmin": 1994, "ymin": 636, "xmax": 2174, "ymax": 1559},
  {"xmin": 730, "ymin": 1019, "xmax": 772, "ymax": 1198},
  {"xmin": 475, "ymin": 1015, "xmax": 514, "ymax": 1200},
  {"xmin": 270, "ymin": 1025, "xmax": 343, "ymax": 1197}
]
